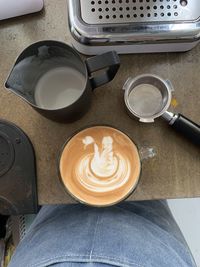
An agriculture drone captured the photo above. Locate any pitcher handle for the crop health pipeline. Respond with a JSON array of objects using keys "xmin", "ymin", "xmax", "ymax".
[{"xmin": 85, "ymin": 51, "xmax": 120, "ymax": 90}]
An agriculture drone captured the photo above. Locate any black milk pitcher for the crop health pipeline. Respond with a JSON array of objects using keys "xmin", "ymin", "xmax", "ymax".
[{"xmin": 5, "ymin": 40, "xmax": 120, "ymax": 122}]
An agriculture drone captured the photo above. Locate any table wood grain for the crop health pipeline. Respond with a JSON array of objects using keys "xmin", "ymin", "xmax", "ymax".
[{"xmin": 0, "ymin": 0, "xmax": 199, "ymax": 204}]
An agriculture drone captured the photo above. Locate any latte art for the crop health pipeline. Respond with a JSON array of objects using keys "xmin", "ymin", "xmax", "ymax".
[
  {"xmin": 75, "ymin": 136, "xmax": 131, "ymax": 193},
  {"xmin": 59, "ymin": 126, "xmax": 141, "ymax": 206}
]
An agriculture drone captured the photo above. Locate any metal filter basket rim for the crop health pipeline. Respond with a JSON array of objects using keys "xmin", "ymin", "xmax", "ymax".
[{"xmin": 124, "ymin": 74, "xmax": 173, "ymax": 123}]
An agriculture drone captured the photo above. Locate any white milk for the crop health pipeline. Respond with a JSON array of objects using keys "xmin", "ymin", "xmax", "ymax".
[{"xmin": 34, "ymin": 67, "xmax": 85, "ymax": 110}]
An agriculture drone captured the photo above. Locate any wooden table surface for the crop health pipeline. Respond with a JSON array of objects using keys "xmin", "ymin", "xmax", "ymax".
[{"xmin": 0, "ymin": 0, "xmax": 200, "ymax": 204}]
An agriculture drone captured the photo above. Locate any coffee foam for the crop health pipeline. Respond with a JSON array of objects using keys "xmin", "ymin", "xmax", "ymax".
[{"xmin": 59, "ymin": 126, "xmax": 141, "ymax": 206}]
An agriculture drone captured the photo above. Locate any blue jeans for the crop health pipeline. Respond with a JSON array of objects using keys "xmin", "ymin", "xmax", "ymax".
[{"xmin": 9, "ymin": 201, "xmax": 196, "ymax": 267}]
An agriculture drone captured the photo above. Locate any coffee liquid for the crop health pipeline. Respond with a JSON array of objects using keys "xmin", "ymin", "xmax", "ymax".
[{"xmin": 59, "ymin": 126, "xmax": 141, "ymax": 206}]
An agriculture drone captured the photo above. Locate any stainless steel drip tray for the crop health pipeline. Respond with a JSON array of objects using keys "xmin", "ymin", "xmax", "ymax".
[
  {"xmin": 68, "ymin": 0, "xmax": 200, "ymax": 55},
  {"xmin": 80, "ymin": 0, "xmax": 199, "ymax": 24}
]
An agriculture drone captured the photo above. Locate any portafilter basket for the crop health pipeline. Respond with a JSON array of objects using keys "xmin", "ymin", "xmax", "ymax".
[{"xmin": 123, "ymin": 74, "xmax": 200, "ymax": 146}]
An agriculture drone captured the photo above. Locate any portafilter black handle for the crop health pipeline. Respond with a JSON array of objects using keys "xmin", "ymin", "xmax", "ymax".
[{"xmin": 163, "ymin": 112, "xmax": 200, "ymax": 146}]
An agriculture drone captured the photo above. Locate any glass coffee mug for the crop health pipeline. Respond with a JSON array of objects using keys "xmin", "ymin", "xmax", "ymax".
[
  {"xmin": 59, "ymin": 126, "xmax": 142, "ymax": 207},
  {"xmin": 5, "ymin": 40, "xmax": 120, "ymax": 122}
]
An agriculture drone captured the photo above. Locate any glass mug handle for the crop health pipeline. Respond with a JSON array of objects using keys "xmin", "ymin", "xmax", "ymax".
[{"xmin": 85, "ymin": 51, "xmax": 120, "ymax": 90}]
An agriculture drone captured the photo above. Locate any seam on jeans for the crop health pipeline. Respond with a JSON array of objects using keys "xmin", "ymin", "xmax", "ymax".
[
  {"xmin": 28, "ymin": 254, "xmax": 144, "ymax": 267},
  {"xmin": 89, "ymin": 212, "xmax": 100, "ymax": 260}
]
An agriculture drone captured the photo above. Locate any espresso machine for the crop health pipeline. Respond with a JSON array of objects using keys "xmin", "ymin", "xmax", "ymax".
[{"xmin": 68, "ymin": 0, "xmax": 200, "ymax": 54}]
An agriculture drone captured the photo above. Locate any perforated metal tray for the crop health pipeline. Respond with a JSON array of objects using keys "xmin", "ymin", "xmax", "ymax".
[
  {"xmin": 68, "ymin": 0, "xmax": 200, "ymax": 54},
  {"xmin": 80, "ymin": 0, "xmax": 199, "ymax": 24}
]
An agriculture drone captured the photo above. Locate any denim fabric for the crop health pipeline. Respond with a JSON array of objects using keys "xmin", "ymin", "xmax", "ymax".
[{"xmin": 8, "ymin": 201, "xmax": 196, "ymax": 267}]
